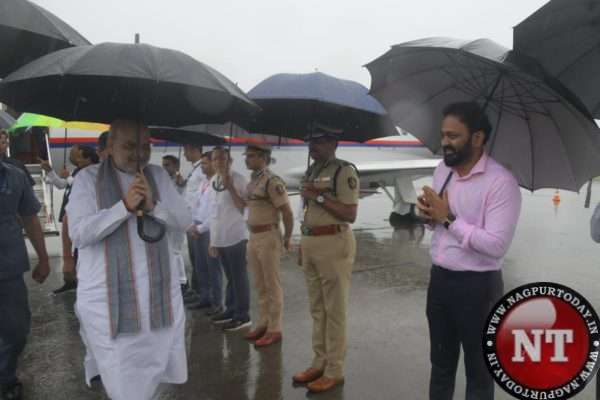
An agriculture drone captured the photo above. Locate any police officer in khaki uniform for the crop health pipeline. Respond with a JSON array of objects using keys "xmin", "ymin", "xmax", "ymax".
[
  {"xmin": 292, "ymin": 127, "xmax": 359, "ymax": 393},
  {"xmin": 242, "ymin": 143, "xmax": 294, "ymax": 347}
]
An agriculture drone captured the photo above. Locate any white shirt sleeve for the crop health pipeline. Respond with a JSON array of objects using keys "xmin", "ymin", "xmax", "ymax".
[
  {"xmin": 149, "ymin": 166, "xmax": 192, "ymax": 233},
  {"xmin": 208, "ymin": 183, "xmax": 218, "ymax": 247},
  {"xmin": 235, "ymin": 173, "xmax": 249, "ymax": 199},
  {"xmin": 45, "ymin": 170, "xmax": 70, "ymax": 189}
]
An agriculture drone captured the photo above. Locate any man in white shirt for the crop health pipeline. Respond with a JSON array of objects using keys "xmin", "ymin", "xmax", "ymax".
[
  {"xmin": 208, "ymin": 146, "xmax": 251, "ymax": 331},
  {"xmin": 182, "ymin": 143, "xmax": 206, "ymax": 305},
  {"xmin": 40, "ymin": 145, "xmax": 99, "ymax": 295},
  {"xmin": 187, "ymin": 151, "xmax": 223, "ymax": 315},
  {"xmin": 67, "ymin": 120, "xmax": 190, "ymax": 400},
  {"xmin": 39, "ymin": 145, "xmax": 79, "ymax": 189}
]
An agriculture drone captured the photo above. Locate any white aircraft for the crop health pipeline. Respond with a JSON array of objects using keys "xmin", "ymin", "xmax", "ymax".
[{"xmin": 8, "ymin": 126, "xmax": 441, "ymax": 235}]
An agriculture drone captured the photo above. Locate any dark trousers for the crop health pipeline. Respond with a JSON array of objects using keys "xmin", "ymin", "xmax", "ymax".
[
  {"xmin": 426, "ymin": 265, "xmax": 503, "ymax": 400},
  {"xmin": 219, "ymin": 240, "xmax": 250, "ymax": 322},
  {"xmin": 0, "ymin": 275, "xmax": 30, "ymax": 385},
  {"xmin": 192, "ymin": 231, "xmax": 223, "ymax": 307},
  {"xmin": 187, "ymin": 232, "xmax": 199, "ymax": 293}
]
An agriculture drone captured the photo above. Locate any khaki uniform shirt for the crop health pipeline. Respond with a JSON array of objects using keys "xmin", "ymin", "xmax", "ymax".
[
  {"xmin": 303, "ymin": 158, "xmax": 359, "ymax": 227},
  {"xmin": 246, "ymin": 168, "xmax": 289, "ymax": 226}
]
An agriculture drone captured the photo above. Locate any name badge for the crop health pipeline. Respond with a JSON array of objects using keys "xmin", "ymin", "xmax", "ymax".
[{"xmin": 314, "ymin": 176, "xmax": 331, "ymax": 183}]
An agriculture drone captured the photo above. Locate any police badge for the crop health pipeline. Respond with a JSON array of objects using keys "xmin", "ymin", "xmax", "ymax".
[{"xmin": 348, "ymin": 177, "xmax": 357, "ymax": 189}]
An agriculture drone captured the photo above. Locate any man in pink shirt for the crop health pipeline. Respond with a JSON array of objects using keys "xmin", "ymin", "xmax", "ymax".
[{"xmin": 417, "ymin": 101, "xmax": 521, "ymax": 400}]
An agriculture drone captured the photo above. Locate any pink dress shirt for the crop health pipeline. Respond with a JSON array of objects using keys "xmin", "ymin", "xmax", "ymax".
[{"xmin": 430, "ymin": 153, "xmax": 522, "ymax": 272}]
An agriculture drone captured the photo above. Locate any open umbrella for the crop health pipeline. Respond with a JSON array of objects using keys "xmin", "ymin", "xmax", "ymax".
[
  {"xmin": 0, "ymin": 42, "xmax": 259, "ymax": 127},
  {"xmin": 0, "ymin": 0, "xmax": 89, "ymax": 78},
  {"xmin": 9, "ymin": 112, "xmax": 109, "ymax": 165},
  {"xmin": 0, "ymin": 42, "xmax": 259, "ymax": 242},
  {"xmin": 366, "ymin": 37, "xmax": 600, "ymax": 192},
  {"xmin": 514, "ymin": 0, "xmax": 600, "ymax": 118},
  {"xmin": 247, "ymin": 72, "xmax": 398, "ymax": 142},
  {"xmin": 0, "ymin": 110, "xmax": 15, "ymax": 129},
  {"xmin": 10, "ymin": 112, "xmax": 109, "ymax": 132}
]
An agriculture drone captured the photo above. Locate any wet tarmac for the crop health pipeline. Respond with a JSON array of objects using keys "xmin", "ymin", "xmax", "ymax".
[{"xmin": 17, "ymin": 184, "xmax": 600, "ymax": 399}]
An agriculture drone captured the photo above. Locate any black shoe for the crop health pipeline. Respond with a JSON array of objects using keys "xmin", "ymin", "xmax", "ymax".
[
  {"xmin": 185, "ymin": 300, "xmax": 211, "ymax": 310},
  {"xmin": 211, "ymin": 311, "xmax": 233, "ymax": 324},
  {"xmin": 90, "ymin": 375, "xmax": 101, "ymax": 383},
  {"xmin": 206, "ymin": 306, "xmax": 224, "ymax": 316},
  {"xmin": 1, "ymin": 380, "xmax": 23, "ymax": 400},
  {"xmin": 52, "ymin": 280, "xmax": 77, "ymax": 295},
  {"xmin": 222, "ymin": 319, "xmax": 252, "ymax": 332}
]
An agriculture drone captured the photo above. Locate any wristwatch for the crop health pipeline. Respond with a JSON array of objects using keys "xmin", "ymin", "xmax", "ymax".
[
  {"xmin": 316, "ymin": 195, "xmax": 325, "ymax": 204},
  {"xmin": 443, "ymin": 213, "xmax": 456, "ymax": 229}
]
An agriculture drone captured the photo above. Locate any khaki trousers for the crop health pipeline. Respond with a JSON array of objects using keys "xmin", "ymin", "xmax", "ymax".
[
  {"xmin": 301, "ymin": 229, "xmax": 355, "ymax": 379},
  {"xmin": 247, "ymin": 229, "xmax": 284, "ymax": 332}
]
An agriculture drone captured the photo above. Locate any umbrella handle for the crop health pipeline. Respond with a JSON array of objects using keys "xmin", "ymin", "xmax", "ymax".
[
  {"xmin": 585, "ymin": 180, "xmax": 593, "ymax": 209},
  {"xmin": 136, "ymin": 210, "xmax": 166, "ymax": 243}
]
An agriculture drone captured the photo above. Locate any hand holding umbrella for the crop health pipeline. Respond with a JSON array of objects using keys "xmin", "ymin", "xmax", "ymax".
[
  {"xmin": 132, "ymin": 172, "xmax": 155, "ymax": 213},
  {"xmin": 59, "ymin": 167, "xmax": 70, "ymax": 179},
  {"xmin": 124, "ymin": 179, "xmax": 145, "ymax": 213}
]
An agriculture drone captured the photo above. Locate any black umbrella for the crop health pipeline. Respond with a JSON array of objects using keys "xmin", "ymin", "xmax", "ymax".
[
  {"xmin": 0, "ymin": 42, "xmax": 259, "ymax": 127},
  {"xmin": 0, "ymin": 42, "xmax": 259, "ymax": 242},
  {"xmin": 514, "ymin": 0, "xmax": 600, "ymax": 118},
  {"xmin": 0, "ymin": 0, "xmax": 89, "ymax": 78},
  {"xmin": 0, "ymin": 110, "xmax": 15, "ymax": 129},
  {"xmin": 150, "ymin": 126, "xmax": 226, "ymax": 146},
  {"xmin": 247, "ymin": 72, "xmax": 398, "ymax": 142},
  {"xmin": 367, "ymin": 37, "xmax": 600, "ymax": 192}
]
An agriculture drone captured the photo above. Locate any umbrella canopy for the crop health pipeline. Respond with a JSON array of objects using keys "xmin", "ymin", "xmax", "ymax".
[
  {"xmin": 514, "ymin": 0, "xmax": 600, "ymax": 118},
  {"xmin": 150, "ymin": 126, "xmax": 225, "ymax": 146},
  {"xmin": 0, "ymin": 42, "xmax": 258, "ymax": 243},
  {"xmin": 366, "ymin": 37, "xmax": 600, "ymax": 191},
  {"xmin": 0, "ymin": 0, "xmax": 90, "ymax": 78},
  {"xmin": 0, "ymin": 42, "xmax": 260, "ymax": 127},
  {"xmin": 247, "ymin": 72, "xmax": 398, "ymax": 142},
  {"xmin": 9, "ymin": 112, "xmax": 109, "ymax": 132},
  {"xmin": 0, "ymin": 110, "xmax": 16, "ymax": 129}
]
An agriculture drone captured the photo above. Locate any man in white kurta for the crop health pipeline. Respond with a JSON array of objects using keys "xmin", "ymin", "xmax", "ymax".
[{"xmin": 67, "ymin": 120, "xmax": 191, "ymax": 400}]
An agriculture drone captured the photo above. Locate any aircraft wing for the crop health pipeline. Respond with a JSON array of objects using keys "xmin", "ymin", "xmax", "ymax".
[{"xmin": 353, "ymin": 159, "xmax": 440, "ymax": 187}]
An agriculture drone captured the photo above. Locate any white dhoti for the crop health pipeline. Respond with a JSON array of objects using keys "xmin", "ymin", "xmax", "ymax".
[{"xmin": 67, "ymin": 164, "xmax": 192, "ymax": 400}]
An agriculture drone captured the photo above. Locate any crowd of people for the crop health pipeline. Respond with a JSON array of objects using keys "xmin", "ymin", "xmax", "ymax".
[
  {"xmin": 1, "ymin": 101, "xmax": 534, "ymax": 400},
  {"xmin": 0, "ymin": 113, "xmax": 362, "ymax": 400}
]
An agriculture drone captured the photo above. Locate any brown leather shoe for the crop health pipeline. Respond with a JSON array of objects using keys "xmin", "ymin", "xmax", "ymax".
[
  {"xmin": 244, "ymin": 326, "xmax": 267, "ymax": 341},
  {"xmin": 307, "ymin": 376, "xmax": 345, "ymax": 393},
  {"xmin": 292, "ymin": 367, "xmax": 324, "ymax": 384},
  {"xmin": 255, "ymin": 331, "xmax": 282, "ymax": 347}
]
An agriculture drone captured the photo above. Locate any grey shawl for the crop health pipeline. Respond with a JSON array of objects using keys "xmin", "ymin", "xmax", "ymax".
[{"xmin": 96, "ymin": 158, "xmax": 173, "ymax": 338}]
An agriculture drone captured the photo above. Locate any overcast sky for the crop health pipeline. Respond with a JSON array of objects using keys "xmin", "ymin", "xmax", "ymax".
[{"xmin": 35, "ymin": 0, "xmax": 548, "ymax": 92}]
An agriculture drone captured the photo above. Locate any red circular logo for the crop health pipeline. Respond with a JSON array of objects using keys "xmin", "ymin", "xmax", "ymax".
[{"xmin": 484, "ymin": 283, "xmax": 600, "ymax": 399}]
